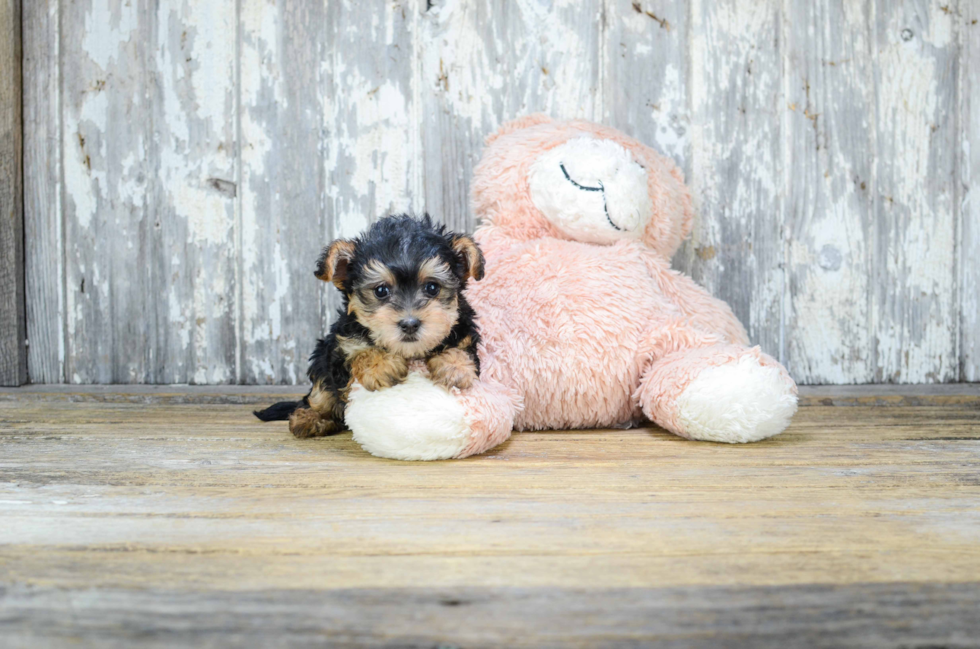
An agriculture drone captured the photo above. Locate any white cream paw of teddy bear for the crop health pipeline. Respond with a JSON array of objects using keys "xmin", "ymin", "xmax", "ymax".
[{"xmin": 674, "ymin": 355, "xmax": 799, "ymax": 444}]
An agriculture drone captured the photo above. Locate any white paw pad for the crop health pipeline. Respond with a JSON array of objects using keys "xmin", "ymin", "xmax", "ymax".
[
  {"xmin": 675, "ymin": 356, "xmax": 798, "ymax": 443},
  {"xmin": 344, "ymin": 373, "xmax": 472, "ymax": 461}
]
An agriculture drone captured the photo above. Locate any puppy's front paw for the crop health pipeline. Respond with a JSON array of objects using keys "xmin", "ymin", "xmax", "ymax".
[
  {"xmin": 350, "ymin": 348, "xmax": 409, "ymax": 391},
  {"xmin": 427, "ymin": 348, "xmax": 478, "ymax": 391}
]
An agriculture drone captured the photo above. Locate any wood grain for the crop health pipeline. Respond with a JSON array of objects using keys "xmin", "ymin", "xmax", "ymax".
[
  {"xmin": 149, "ymin": 1, "xmax": 239, "ymax": 385},
  {"xmin": 420, "ymin": 0, "xmax": 602, "ymax": 232},
  {"xmin": 0, "ymin": 394, "xmax": 978, "ymax": 644},
  {"xmin": 604, "ymin": 0, "xmax": 689, "ymax": 178},
  {"xmin": 2, "ymin": 583, "xmax": 978, "ymax": 648},
  {"xmin": 18, "ymin": 0, "xmax": 979, "ymax": 385},
  {"xmin": 784, "ymin": 0, "xmax": 876, "ymax": 384},
  {"xmin": 0, "ymin": 0, "xmax": 25, "ymax": 387},
  {"xmin": 687, "ymin": 0, "xmax": 784, "ymax": 360},
  {"xmin": 22, "ymin": 0, "xmax": 62, "ymax": 384},
  {"xmin": 873, "ymin": 0, "xmax": 959, "ymax": 383},
  {"xmin": 238, "ymin": 1, "xmax": 327, "ymax": 385},
  {"xmin": 962, "ymin": 2, "xmax": 980, "ymax": 382},
  {"xmin": 59, "ymin": 0, "xmax": 146, "ymax": 383}
]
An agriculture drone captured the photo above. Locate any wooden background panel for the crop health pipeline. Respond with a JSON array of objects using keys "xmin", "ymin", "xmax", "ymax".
[
  {"xmin": 58, "ymin": 1, "xmax": 239, "ymax": 384},
  {"xmin": 784, "ymin": 0, "xmax": 876, "ymax": 384},
  {"xmin": 149, "ymin": 1, "xmax": 239, "ymax": 384},
  {"xmin": 17, "ymin": 0, "xmax": 977, "ymax": 384},
  {"xmin": 238, "ymin": 2, "xmax": 327, "ymax": 385},
  {"xmin": 420, "ymin": 0, "xmax": 603, "ymax": 232},
  {"xmin": 59, "ymin": 0, "xmax": 148, "ymax": 384},
  {"xmin": 962, "ymin": 1, "xmax": 980, "ymax": 382},
  {"xmin": 23, "ymin": 0, "xmax": 63, "ymax": 384},
  {"xmin": 873, "ymin": 0, "xmax": 959, "ymax": 383},
  {"xmin": 0, "ymin": 0, "xmax": 25, "ymax": 386},
  {"xmin": 604, "ymin": 0, "xmax": 690, "ymax": 174},
  {"xmin": 686, "ymin": 0, "xmax": 784, "ymax": 357}
]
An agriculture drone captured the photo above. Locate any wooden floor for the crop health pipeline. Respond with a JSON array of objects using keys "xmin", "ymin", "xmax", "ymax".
[{"xmin": 1, "ymin": 386, "xmax": 979, "ymax": 648}]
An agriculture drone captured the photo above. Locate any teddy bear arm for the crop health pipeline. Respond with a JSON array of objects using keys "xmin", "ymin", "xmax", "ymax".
[{"xmin": 343, "ymin": 370, "xmax": 520, "ymax": 461}]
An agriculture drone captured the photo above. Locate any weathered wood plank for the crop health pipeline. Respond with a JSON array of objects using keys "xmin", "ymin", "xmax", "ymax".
[
  {"xmin": 60, "ymin": 2, "xmax": 237, "ymax": 384},
  {"xmin": 420, "ymin": 0, "xmax": 602, "ymax": 232},
  {"xmin": 961, "ymin": 4, "xmax": 980, "ymax": 381},
  {"xmin": 148, "ymin": 2, "xmax": 239, "ymax": 384},
  {"xmin": 22, "ymin": 0, "xmax": 63, "ymax": 384},
  {"xmin": 238, "ymin": 1, "xmax": 327, "ymax": 385},
  {"xmin": 0, "ymin": 0, "xmax": 25, "ymax": 386},
  {"xmin": 603, "ymin": 0, "xmax": 689, "ymax": 171},
  {"xmin": 327, "ymin": 0, "xmax": 422, "ymax": 233},
  {"xmin": 15, "ymin": 0, "xmax": 979, "ymax": 386},
  {"xmin": 1, "ymin": 401, "xmax": 979, "ymax": 587},
  {"xmin": 1, "ymin": 398, "xmax": 979, "ymax": 644},
  {"xmin": 873, "ymin": 0, "xmax": 958, "ymax": 383},
  {"xmin": 686, "ymin": 0, "xmax": 784, "ymax": 360},
  {"xmin": 60, "ymin": 0, "xmax": 148, "ymax": 383},
  {"xmin": 2, "ymin": 583, "xmax": 978, "ymax": 648},
  {"xmin": 784, "ymin": 0, "xmax": 876, "ymax": 384}
]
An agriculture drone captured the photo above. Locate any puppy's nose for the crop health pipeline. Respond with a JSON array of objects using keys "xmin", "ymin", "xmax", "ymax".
[{"xmin": 398, "ymin": 317, "xmax": 421, "ymax": 336}]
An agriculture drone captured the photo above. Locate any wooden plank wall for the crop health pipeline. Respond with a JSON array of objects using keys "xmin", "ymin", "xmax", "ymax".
[
  {"xmin": 21, "ymin": 0, "xmax": 980, "ymax": 385},
  {"xmin": 1, "ymin": 0, "xmax": 26, "ymax": 386}
]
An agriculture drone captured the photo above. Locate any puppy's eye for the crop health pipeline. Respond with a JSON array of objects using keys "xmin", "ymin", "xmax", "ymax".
[
  {"xmin": 423, "ymin": 282, "xmax": 440, "ymax": 297},
  {"xmin": 373, "ymin": 285, "xmax": 390, "ymax": 299}
]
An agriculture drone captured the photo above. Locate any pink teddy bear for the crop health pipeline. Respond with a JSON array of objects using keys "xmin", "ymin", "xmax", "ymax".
[{"xmin": 345, "ymin": 115, "xmax": 798, "ymax": 460}]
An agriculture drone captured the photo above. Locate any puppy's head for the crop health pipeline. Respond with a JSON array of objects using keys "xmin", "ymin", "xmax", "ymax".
[{"xmin": 315, "ymin": 214, "xmax": 484, "ymax": 358}]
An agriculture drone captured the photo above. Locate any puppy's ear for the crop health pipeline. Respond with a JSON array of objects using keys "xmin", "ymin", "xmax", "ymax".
[
  {"xmin": 315, "ymin": 240, "xmax": 356, "ymax": 290},
  {"xmin": 451, "ymin": 234, "xmax": 485, "ymax": 282}
]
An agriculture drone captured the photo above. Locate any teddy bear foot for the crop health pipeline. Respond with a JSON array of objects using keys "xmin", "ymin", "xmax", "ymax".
[
  {"xmin": 638, "ymin": 345, "xmax": 798, "ymax": 444},
  {"xmin": 674, "ymin": 355, "xmax": 798, "ymax": 443},
  {"xmin": 344, "ymin": 372, "xmax": 517, "ymax": 461}
]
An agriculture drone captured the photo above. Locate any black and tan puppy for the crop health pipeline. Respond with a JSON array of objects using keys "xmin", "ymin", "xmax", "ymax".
[{"xmin": 254, "ymin": 214, "xmax": 484, "ymax": 438}]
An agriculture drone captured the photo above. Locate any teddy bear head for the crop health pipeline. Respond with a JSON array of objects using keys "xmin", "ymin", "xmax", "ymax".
[{"xmin": 470, "ymin": 115, "xmax": 694, "ymax": 259}]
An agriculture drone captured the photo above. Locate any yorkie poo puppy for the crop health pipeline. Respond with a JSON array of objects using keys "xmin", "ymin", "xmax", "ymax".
[{"xmin": 254, "ymin": 214, "xmax": 485, "ymax": 439}]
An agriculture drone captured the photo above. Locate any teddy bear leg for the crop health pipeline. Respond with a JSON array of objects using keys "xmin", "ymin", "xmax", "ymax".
[
  {"xmin": 343, "ymin": 373, "xmax": 518, "ymax": 461},
  {"xmin": 636, "ymin": 344, "xmax": 798, "ymax": 443}
]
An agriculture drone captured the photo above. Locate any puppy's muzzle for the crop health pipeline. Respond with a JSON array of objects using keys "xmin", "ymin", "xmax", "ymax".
[{"xmin": 398, "ymin": 316, "xmax": 421, "ymax": 338}]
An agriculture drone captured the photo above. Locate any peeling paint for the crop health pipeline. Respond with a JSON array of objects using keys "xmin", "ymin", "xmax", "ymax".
[{"xmin": 31, "ymin": 0, "xmax": 977, "ymax": 385}]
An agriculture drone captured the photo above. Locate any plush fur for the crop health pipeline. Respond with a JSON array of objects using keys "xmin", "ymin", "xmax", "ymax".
[
  {"xmin": 254, "ymin": 214, "xmax": 484, "ymax": 439},
  {"xmin": 343, "ymin": 117, "xmax": 798, "ymax": 459}
]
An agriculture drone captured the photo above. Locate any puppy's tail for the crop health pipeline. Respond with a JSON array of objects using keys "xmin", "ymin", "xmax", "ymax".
[{"xmin": 253, "ymin": 400, "xmax": 303, "ymax": 421}]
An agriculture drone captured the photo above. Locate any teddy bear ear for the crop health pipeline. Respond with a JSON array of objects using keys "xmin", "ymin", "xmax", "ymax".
[{"xmin": 485, "ymin": 114, "xmax": 554, "ymax": 145}]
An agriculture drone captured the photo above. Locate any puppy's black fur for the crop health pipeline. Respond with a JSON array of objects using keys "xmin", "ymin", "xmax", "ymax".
[{"xmin": 254, "ymin": 214, "xmax": 484, "ymax": 439}]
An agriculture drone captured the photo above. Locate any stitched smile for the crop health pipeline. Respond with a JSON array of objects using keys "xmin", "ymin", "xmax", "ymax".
[{"xmin": 559, "ymin": 163, "xmax": 623, "ymax": 231}]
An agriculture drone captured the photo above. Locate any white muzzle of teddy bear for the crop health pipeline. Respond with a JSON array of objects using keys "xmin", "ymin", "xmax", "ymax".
[{"xmin": 527, "ymin": 137, "xmax": 653, "ymax": 245}]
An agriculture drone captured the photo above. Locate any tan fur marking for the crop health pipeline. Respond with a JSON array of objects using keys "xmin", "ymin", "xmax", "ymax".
[
  {"xmin": 418, "ymin": 257, "xmax": 457, "ymax": 286},
  {"xmin": 451, "ymin": 235, "xmax": 485, "ymax": 281},
  {"xmin": 307, "ymin": 382, "xmax": 336, "ymax": 415},
  {"xmin": 361, "ymin": 259, "xmax": 396, "ymax": 288},
  {"xmin": 426, "ymin": 347, "xmax": 478, "ymax": 390},
  {"xmin": 349, "ymin": 347, "xmax": 409, "ymax": 391},
  {"xmin": 317, "ymin": 240, "xmax": 356, "ymax": 289},
  {"xmin": 348, "ymin": 293, "xmax": 370, "ymax": 322},
  {"xmin": 458, "ymin": 336, "xmax": 473, "ymax": 350},
  {"xmin": 336, "ymin": 335, "xmax": 371, "ymax": 358},
  {"xmin": 288, "ymin": 407, "xmax": 342, "ymax": 439}
]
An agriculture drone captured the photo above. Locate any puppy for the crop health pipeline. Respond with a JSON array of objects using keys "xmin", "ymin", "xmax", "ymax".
[{"xmin": 254, "ymin": 214, "xmax": 485, "ymax": 439}]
